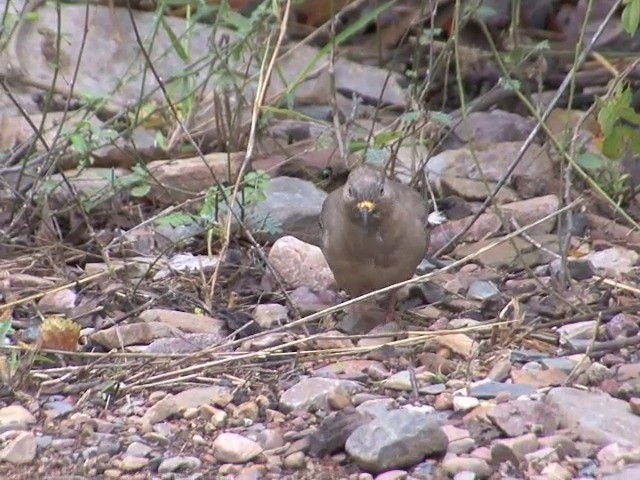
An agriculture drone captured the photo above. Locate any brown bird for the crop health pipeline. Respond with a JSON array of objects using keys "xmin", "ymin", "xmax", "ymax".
[{"xmin": 319, "ymin": 165, "xmax": 430, "ymax": 324}]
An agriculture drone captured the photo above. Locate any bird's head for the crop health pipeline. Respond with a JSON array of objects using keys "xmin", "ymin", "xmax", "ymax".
[{"xmin": 342, "ymin": 166, "xmax": 395, "ymax": 230}]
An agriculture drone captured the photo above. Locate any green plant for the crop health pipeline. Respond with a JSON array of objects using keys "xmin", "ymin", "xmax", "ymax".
[
  {"xmin": 577, "ymin": 150, "xmax": 631, "ymax": 206},
  {"xmin": 622, "ymin": 0, "xmax": 640, "ymax": 36},
  {"xmin": 0, "ymin": 316, "xmax": 19, "ymax": 378},
  {"xmin": 41, "ymin": 164, "xmax": 152, "ymax": 213},
  {"xmin": 158, "ymin": 169, "xmax": 282, "ymax": 236},
  {"xmin": 65, "ymin": 120, "xmax": 119, "ymax": 165},
  {"xmin": 574, "ymin": 81, "xmax": 640, "ymax": 205}
]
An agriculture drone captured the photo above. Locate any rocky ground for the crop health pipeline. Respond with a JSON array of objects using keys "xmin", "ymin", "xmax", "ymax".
[
  {"xmin": 2, "ymin": 210, "xmax": 640, "ymax": 479},
  {"xmin": 3, "ymin": 107, "xmax": 640, "ymax": 479},
  {"xmin": 2, "ymin": 1, "xmax": 640, "ymax": 479}
]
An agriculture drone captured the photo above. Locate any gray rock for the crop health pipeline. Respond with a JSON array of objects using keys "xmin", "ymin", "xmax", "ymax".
[
  {"xmin": 96, "ymin": 438, "xmax": 121, "ymax": 455},
  {"xmin": 138, "ymin": 308, "xmax": 226, "ymax": 335},
  {"xmin": 467, "ymin": 281, "xmax": 500, "ymax": 301},
  {"xmin": 248, "ymin": 176, "xmax": 327, "ymax": 244},
  {"xmin": 453, "ymin": 472, "xmax": 480, "ymax": 480},
  {"xmin": 546, "ymin": 387, "xmax": 640, "ymax": 448},
  {"xmin": 356, "ymin": 399, "xmax": 395, "ymax": 419},
  {"xmin": 500, "ymin": 195, "xmax": 560, "ymax": 235},
  {"xmin": 453, "ymin": 396, "xmax": 479, "ymax": 412},
  {"xmin": 587, "ymin": 247, "xmax": 639, "ymax": 275},
  {"xmin": 157, "ymin": 455, "xmax": 202, "ymax": 473},
  {"xmin": 309, "ymin": 410, "xmax": 373, "ymax": 457},
  {"xmin": 212, "ymin": 433, "xmax": 262, "ymax": 463},
  {"xmin": 279, "ymin": 377, "xmax": 363, "ymax": 413},
  {"xmin": 421, "ymin": 384, "xmax": 447, "ymax": 395},
  {"xmin": 491, "ymin": 433, "xmax": 539, "ymax": 465},
  {"xmin": 0, "ymin": 406, "xmax": 36, "ymax": 431},
  {"xmin": 381, "ymin": 370, "xmax": 438, "ymax": 393},
  {"xmin": 411, "ymin": 460, "xmax": 438, "ymax": 479},
  {"xmin": 440, "ymin": 177, "xmax": 519, "ymax": 203},
  {"xmin": 468, "ymin": 381, "xmax": 536, "ymax": 399},
  {"xmin": 0, "ymin": 431, "xmax": 37, "ymax": 464},
  {"xmin": 36, "ymin": 435, "xmax": 53, "ymax": 449},
  {"xmin": 284, "ymin": 451, "xmax": 306, "ymax": 469},
  {"xmin": 345, "ymin": 409, "xmax": 447, "ymax": 473},
  {"xmin": 46, "ymin": 168, "xmax": 130, "ymax": 212},
  {"xmin": 539, "ymin": 357, "xmax": 578, "ymax": 374},
  {"xmin": 152, "ymin": 253, "xmax": 220, "ymax": 281},
  {"xmin": 153, "ymin": 217, "xmax": 205, "ymax": 249},
  {"xmin": 144, "ymin": 333, "xmax": 225, "ymax": 354},
  {"xmin": 253, "ymin": 303, "xmax": 288, "ymax": 329},
  {"xmin": 43, "ymin": 400, "xmax": 74, "ymax": 419},
  {"xmin": 549, "ymin": 258, "xmax": 595, "ymax": 281},
  {"xmin": 487, "ymin": 359, "xmax": 512, "ymax": 382},
  {"xmin": 601, "ymin": 465, "xmax": 640, "ymax": 479},
  {"xmin": 487, "ymin": 400, "xmax": 559, "ymax": 437},
  {"xmin": 541, "ymin": 462, "xmax": 573, "ymax": 480},
  {"xmin": 289, "ymin": 286, "xmax": 341, "ymax": 315},
  {"xmin": 511, "ymin": 349, "xmax": 550, "ymax": 363},
  {"xmin": 557, "ymin": 321, "xmax": 597, "ymax": 346},
  {"xmin": 267, "ymin": 236, "xmax": 336, "ymax": 290},
  {"xmin": 256, "ymin": 428, "xmax": 285, "ymax": 450},
  {"xmin": 442, "ymin": 456, "xmax": 492, "ymax": 478},
  {"xmin": 426, "ymin": 142, "xmax": 553, "ymax": 184},
  {"xmin": 141, "ymin": 394, "xmax": 179, "ymax": 425},
  {"xmin": 173, "ymin": 386, "xmax": 233, "ymax": 410},
  {"xmin": 120, "ymin": 455, "xmax": 149, "ymax": 472},
  {"xmin": 450, "ymin": 110, "xmax": 536, "ymax": 146},
  {"xmin": 453, "ymin": 235, "xmax": 560, "ymax": 269},
  {"xmin": 585, "ymin": 362, "xmax": 614, "ymax": 385},
  {"xmin": 374, "ymin": 470, "xmax": 409, "ymax": 480},
  {"xmin": 605, "ymin": 313, "xmax": 640, "ymax": 340},
  {"xmin": 126, "ymin": 441, "xmax": 152, "ymax": 457}
]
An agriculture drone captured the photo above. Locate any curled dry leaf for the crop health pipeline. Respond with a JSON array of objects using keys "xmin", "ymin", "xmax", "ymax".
[{"xmin": 39, "ymin": 316, "xmax": 82, "ymax": 352}]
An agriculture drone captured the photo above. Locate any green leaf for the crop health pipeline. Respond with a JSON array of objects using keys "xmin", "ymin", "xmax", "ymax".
[
  {"xmin": 220, "ymin": 7, "xmax": 251, "ymax": 31},
  {"xmin": 160, "ymin": 16, "xmax": 189, "ymax": 62},
  {"xmin": 430, "ymin": 111, "xmax": 453, "ymax": 127},
  {"xmin": 130, "ymin": 184, "xmax": 151, "ymax": 197},
  {"xmin": 157, "ymin": 212, "xmax": 194, "ymax": 228},
  {"xmin": 155, "ymin": 131, "xmax": 168, "ymax": 150},
  {"xmin": 619, "ymin": 106, "xmax": 640, "ymax": 126},
  {"xmin": 69, "ymin": 133, "xmax": 88, "ymax": 154},
  {"xmin": 498, "ymin": 77, "xmax": 521, "ymax": 91},
  {"xmin": 602, "ymin": 128, "xmax": 625, "ymax": 159},
  {"xmin": 622, "ymin": 0, "xmax": 640, "ymax": 36},
  {"xmin": 374, "ymin": 131, "xmax": 402, "ymax": 148},
  {"xmin": 0, "ymin": 319, "xmax": 14, "ymax": 338},
  {"xmin": 576, "ymin": 152, "xmax": 603, "ymax": 171},
  {"xmin": 419, "ymin": 28, "xmax": 442, "ymax": 45},
  {"xmin": 348, "ymin": 140, "xmax": 369, "ymax": 153},
  {"xmin": 400, "ymin": 110, "xmax": 421, "ymax": 123}
]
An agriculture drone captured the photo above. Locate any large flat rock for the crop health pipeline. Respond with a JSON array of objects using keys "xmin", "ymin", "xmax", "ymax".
[{"xmin": 545, "ymin": 387, "xmax": 640, "ymax": 448}]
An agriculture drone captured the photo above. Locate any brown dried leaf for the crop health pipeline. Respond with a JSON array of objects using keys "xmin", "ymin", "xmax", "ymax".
[{"xmin": 39, "ymin": 316, "xmax": 82, "ymax": 352}]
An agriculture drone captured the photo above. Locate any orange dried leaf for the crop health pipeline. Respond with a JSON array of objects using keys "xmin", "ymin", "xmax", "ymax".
[
  {"xmin": 0, "ymin": 308, "xmax": 12, "ymax": 324},
  {"xmin": 593, "ymin": 135, "xmax": 604, "ymax": 153},
  {"xmin": 39, "ymin": 316, "xmax": 82, "ymax": 352}
]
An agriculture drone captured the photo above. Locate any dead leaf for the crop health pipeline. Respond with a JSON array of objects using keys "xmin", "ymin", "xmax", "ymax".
[{"xmin": 39, "ymin": 316, "xmax": 82, "ymax": 352}]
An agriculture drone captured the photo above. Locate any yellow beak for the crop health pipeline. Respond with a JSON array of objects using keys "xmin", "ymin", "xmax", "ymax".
[{"xmin": 356, "ymin": 201, "xmax": 376, "ymax": 227}]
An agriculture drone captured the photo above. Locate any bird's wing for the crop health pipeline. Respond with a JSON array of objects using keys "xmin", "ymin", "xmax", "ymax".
[
  {"xmin": 395, "ymin": 183, "xmax": 429, "ymax": 221},
  {"xmin": 319, "ymin": 187, "xmax": 343, "ymax": 233}
]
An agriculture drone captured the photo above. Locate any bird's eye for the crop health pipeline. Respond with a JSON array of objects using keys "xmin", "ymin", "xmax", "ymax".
[
  {"xmin": 347, "ymin": 186, "xmax": 354, "ymax": 197},
  {"xmin": 379, "ymin": 185, "xmax": 385, "ymax": 195}
]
